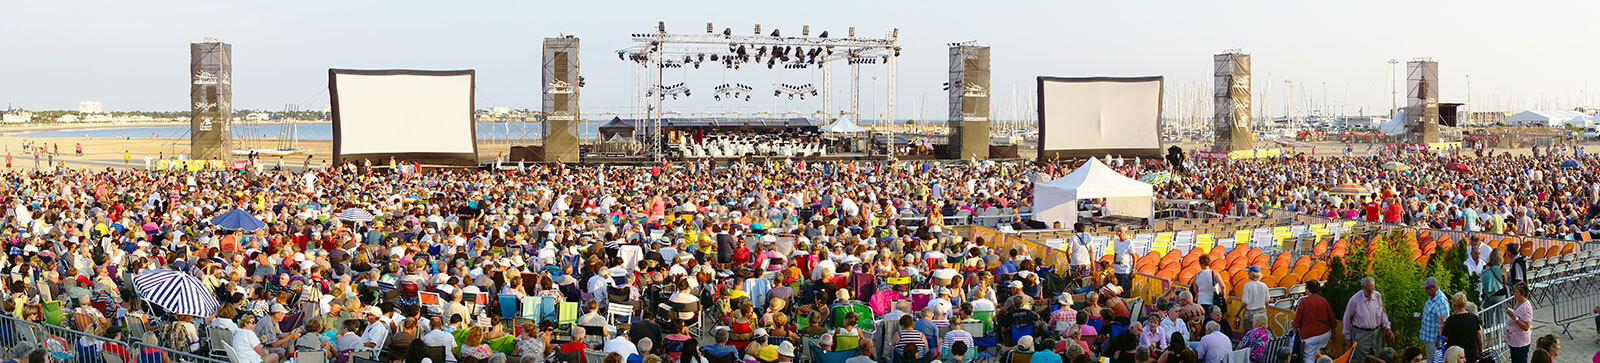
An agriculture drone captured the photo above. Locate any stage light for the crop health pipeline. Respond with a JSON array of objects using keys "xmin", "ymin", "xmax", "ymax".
[
  {"xmin": 709, "ymin": 54, "xmax": 718, "ymax": 61},
  {"xmin": 723, "ymin": 28, "xmax": 732, "ymax": 37},
  {"xmin": 770, "ymin": 29, "xmax": 780, "ymax": 37},
  {"xmin": 818, "ymin": 31, "xmax": 829, "ymax": 38},
  {"xmin": 618, "ymin": 52, "xmax": 625, "ymax": 60}
]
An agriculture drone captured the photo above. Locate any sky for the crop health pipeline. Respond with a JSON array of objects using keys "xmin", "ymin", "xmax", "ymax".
[{"xmin": 3, "ymin": 0, "xmax": 1599, "ymax": 120}]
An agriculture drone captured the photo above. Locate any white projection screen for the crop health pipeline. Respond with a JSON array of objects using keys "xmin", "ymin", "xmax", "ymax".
[
  {"xmin": 1036, "ymin": 76, "xmax": 1164, "ymax": 159},
  {"xmin": 330, "ymin": 69, "xmax": 478, "ymax": 166}
]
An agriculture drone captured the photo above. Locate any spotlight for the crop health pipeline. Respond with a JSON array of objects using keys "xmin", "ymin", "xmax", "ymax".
[
  {"xmin": 723, "ymin": 28, "xmax": 732, "ymax": 37},
  {"xmin": 770, "ymin": 29, "xmax": 780, "ymax": 37},
  {"xmin": 818, "ymin": 31, "xmax": 829, "ymax": 38},
  {"xmin": 618, "ymin": 52, "xmax": 625, "ymax": 60},
  {"xmin": 709, "ymin": 54, "xmax": 718, "ymax": 61}
]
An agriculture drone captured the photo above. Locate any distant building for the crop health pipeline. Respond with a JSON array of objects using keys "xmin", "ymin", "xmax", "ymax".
[
  {"xmin": 82, "ymin": 114, "xmax": 112, "ymax": 123},
  {"xmin": 246, "ymin": 112, "xmax": 271, "ymax": 121},
  {"xmin": 57, "ymin": 114, "xmax": 80, "ymax": 123},
  {"xmin": 3, "ymin": 110, "xmax": 33, "ymax": 123},
  {"xmin": 79, "ymin": 101, "xmax": 102, "ymax": 114},
  {"xmin": 492, "ymin": 107, "xmax": 511, "ymax": 116}
]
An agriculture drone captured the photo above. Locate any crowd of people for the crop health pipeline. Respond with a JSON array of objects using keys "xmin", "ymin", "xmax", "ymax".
[
  {"xmin": 0, "ymin": 143, "xmax": 1592, "ymax": 363},
  {"xmin": 1156, "ymin": 143, "xmax": 1600, "ymax": 241}
]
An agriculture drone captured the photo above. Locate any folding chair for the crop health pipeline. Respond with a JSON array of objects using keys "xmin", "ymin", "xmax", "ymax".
[
  {"xmin": 519, "ymin": 296, "xmax": 540, "ymax": 321},
  {"xmin": 298, "ymin": 351, "xmax": 328, "ymax": 363},
  {"xmin": 606, "ymin": 303, "xmax": 634, "ymax": 329},
  {"xmin": 207, "ymin": 326, "xmax": 234, "ymax": 359},
  {"xmin": 418, "ymin": 291, "xmax": 443, "ymax": 317},
  {"xmin": 497, "ymin": 294, "xmax": 519, "ymax": 319}
]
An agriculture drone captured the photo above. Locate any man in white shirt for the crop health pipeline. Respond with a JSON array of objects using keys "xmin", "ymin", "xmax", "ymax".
[
  {"xmin": 360, "ymin": 306, "xmax": 390, "ymax": 349},
  {"xmin": 420, "ymin": 318, "xmax": 458, "ymax": 363},
  {"xmin": 1159, "ymin": 304, "xmax": 1190, "ymax": 342},
  {"xmin": 233, "ymin": 315, "xmax": 278, "ymax": 363},
  {"xmin": 1193, "ymin": 321, "xmax": 1232, "ymax": 363},
  {"xmin": 602, "ymin": 329, "xmax": 639, "ymax": 356}
]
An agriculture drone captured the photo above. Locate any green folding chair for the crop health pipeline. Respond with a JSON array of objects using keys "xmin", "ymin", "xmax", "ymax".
[
  {"xmin": 850, "ymin": 303, "xmax": 874, "ymax": 330},
  {"xmin": 971, "ymin": 310, "xmax": 994, "ymax": 335},
  {"xmin": 43, "ymin": 301, "xmax": 63, "ymax": 327}
]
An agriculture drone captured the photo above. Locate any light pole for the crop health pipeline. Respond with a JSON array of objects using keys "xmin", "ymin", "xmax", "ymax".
[{"xmin": 1388, "ymin": 59, "xmax": 1399, "ymax": 118}]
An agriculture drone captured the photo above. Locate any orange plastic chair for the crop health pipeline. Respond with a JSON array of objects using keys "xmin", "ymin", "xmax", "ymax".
[
  {"xmin": 1272, "ymin": 253, "xmax": 1292, "ymax": 271},
  {"xmin": 1179, "ymin": 267, "xmax": 1200, "ymax": 284},
  {"xmin": 1278, "ymin": 272, "xmax": 1303, "ymax": 288},
  {"xmin": 1251, "ymin": 254, "xmax": 1270, "ymax": 268},
  {"xmin": 1520, "ymin": 243, "xmax": 1534, "ymax": 258},
  {"xmin": 1156, "ymin": 269, "xmax": 1179, "ymax": 281},
  {"xmin": 1312, "ymin": 241, "xmax": 1329, "ymax": 258},
  {"xmin": 1562, "ymin": 243, "xmax": 1576, "ymax": 256},
  {"xmin": 1260, "ymin": 273, "xmax": 1282, "ymax": 288}
]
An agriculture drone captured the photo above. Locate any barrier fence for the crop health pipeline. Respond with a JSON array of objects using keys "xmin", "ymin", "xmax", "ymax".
[{"xmin": 0, "ymin": 313, "xmax": 227, "ymax": 363}]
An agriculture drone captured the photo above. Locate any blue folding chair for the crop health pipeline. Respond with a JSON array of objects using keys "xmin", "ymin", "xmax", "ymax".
[
  {"xmin": 539, "ymin": 295, "xmax": 558, "ymax": 321},
  {"xmin": 497, "ymin": 294, "xmax": 518, "ymax": 319},
  {"xmin": 1009, "ymin": 325, "xmax": 1034, "ymax": 346}
]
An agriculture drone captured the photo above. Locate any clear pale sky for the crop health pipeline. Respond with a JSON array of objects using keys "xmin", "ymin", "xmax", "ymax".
[{"xmin": 3, "ymin": 0, "xmax": 1598, "ymax": 120}]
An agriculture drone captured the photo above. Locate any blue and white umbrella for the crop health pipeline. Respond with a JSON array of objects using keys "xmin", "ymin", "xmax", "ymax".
[
  {"xmin": 337, "ymin": 208, "xmax": 375, "ymax": 222},
  {"xmin": 211, "ymin": 208, "xmax": 266, "ymax": 231},
  {"xmin": 132, "ymin": 269, "xmax": 219, "ymax": 317}
]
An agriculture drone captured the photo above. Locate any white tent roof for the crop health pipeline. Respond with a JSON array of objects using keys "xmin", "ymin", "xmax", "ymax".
[
  {"xmin": 1035, "ymin": 158, "xmax": 1154, "ymax": 198},
  {"xmin": 820, "ymin": 117, "xmax": 867, "ymax": 133},
  {"xmin": 1032, "ymin": 157, "xmax": 1155, "ymax": 227},
  {"xmin": 1506, "ymin": 110, "xmax": 1591, "ymax": 126}
]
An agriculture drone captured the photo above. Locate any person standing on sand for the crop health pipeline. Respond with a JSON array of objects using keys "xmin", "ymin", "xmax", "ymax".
[
  {"xmin": 123, "ymin": 151, "xmax": 131, "ymax": 168},
  {"xmin": 75, "ymin": 143, "xmax": 82, "ymax": 156},
  {"xmin": 5, "ymin": 151, "xmax": 10, "ymax": 168}
]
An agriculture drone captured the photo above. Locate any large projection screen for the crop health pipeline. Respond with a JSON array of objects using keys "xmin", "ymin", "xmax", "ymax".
[
  {"xmin": 330, "ymin": 69, "xmax": 478, "ymax": 166},
  {"xmin": 1036, "ymin": 76, "xmax": 1164, "ymax": 159}
]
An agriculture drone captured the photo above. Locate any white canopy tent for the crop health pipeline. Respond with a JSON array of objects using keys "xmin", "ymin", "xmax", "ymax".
[
  {"xmin": 820, "ymin": 117, "xmax": 867, "ymax": 133},
  {"xmin": 1505, "ymin": 110, "xmax": 1591, "ymax": 127},
  {"xmin": 1032, "ymin": 157, "xmax": 1155, "ymax": 228}
]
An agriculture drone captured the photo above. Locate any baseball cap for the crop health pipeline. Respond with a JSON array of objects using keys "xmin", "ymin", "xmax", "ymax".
[{"xmin": 1422, "ymin": 277, "xmax": 1438, "ymax": 289}]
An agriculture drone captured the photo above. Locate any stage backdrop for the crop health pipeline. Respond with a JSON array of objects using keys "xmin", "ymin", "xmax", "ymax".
[
  {"xmin": 1035, "ymin": 76, "xmax": 1164, "ymax": 159},
  {"xmin": 329, "ymin": 69, "xmax": 478, "ymax": 166}
]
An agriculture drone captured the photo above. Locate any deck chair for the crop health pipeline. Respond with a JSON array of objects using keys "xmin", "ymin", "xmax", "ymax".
[
  {"xmin": 298, "ymin": 350, "xmax": 329, "ymax": 363},
  {"xmin": 206, "ymin": 326, "xmax": 234, "ymax": 358},
  {"xmin": 606, "ymin": 303, "xmax": 634, "ymax": 329},
  {"xmin": 810, "ymin": 342, "xmax": 859, "ymax": 363},
  {"xmin": 100, "ymin": 349, "xmax": 126, "ymax": 363},
  {"xmin": 519, "ymin": 296, "xmax": 540, "ymax": 321},
  {"xmin": 498, "ymin": 294, "xmax": 519, "ymax": 319},
  {"xmin": 583, "ymin": 349, "xmax": 608, "ymax": 363}
]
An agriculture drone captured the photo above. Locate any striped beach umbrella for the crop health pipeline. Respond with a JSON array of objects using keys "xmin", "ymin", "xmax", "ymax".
[
  {"xmin": 132, "ymin": 269, "xmax": 219, "ymax": 317},
  {"xmin": 1381, "ymin": 161, "xmax": 1411, "ymax": 171},
  {"xmin": 1328, "ymin": 184, "xmax": 1371, "ymax": 196},
  {"xmin": 337, "ymin": 208, "xmax": 375, "ymax": 222}
]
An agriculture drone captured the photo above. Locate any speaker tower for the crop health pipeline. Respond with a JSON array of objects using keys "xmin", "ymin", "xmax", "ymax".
[
  {"xmin": 1212, "ymin": 51, "xmax": 1253, "ymax": 152},
  {"xmin": 542, "ymin": 37, "xmax": 581, "ymax": 162},
  {"xmin": 1406, "ymin": 59, "xmax": 1441, "ymax": 143},
  {"xmin": 190, "ymin": 40, "xmax": 232, "ymax": 160},
  {"xmin": 947, "ymin": 44, "xmax": 990, "ymax": 159}
]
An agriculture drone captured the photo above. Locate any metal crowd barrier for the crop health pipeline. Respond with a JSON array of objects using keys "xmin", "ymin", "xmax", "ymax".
[
  {"xmin": 1477, "ymin": 297, "xmax": 1511, "ymax": 362},
  {"xmin": 0, "ymin": 313, "xmax": 227, "ymax": 363}
]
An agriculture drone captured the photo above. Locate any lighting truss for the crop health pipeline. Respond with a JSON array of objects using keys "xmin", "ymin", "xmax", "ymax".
[
  {"xmin": 776, "ymin": 83, "xmax": 818, "ymax": 100},
  {"xmin": 714, "ymin": 83, "xmax": 753, "ymax": 101},
  {"xmin": 621, "ymin": 22, "xmax": 900, "ymax": 160}
]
